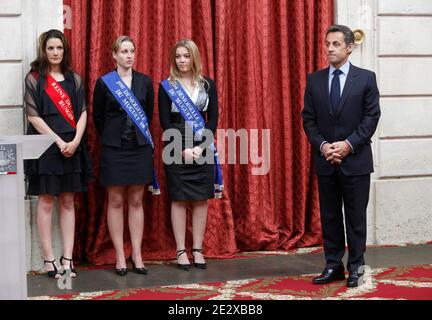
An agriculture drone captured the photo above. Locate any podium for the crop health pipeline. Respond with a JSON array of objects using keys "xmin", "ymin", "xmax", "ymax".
[{"xmin": 0, "ymin": 135, "xmax": 55, "ymax": 300}]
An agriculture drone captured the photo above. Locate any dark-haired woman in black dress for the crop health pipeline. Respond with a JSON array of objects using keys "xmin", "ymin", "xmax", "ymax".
[{"xmin": 25, "ymin": 29, "xmax": 92, "ymax": 278}]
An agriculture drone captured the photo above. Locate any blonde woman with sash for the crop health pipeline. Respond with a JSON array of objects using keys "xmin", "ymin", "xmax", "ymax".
[
  {"xmin": 25, "ymin": 29, "xmax": 92, "ymax": 278},
  {"xmin": 159, "ymin": 39, "xmax": 223, "ymax": 271},
  {"xmin": 93, "ymin": 36, "xmax": 158, "ymax": 276}
]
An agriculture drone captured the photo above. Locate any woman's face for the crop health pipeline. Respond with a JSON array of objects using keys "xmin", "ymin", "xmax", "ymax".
[
  {"xmin": 45, "ymin": 38, "xmax": 64, "ymax": 67},
  {"xmin": 175, "ymin": 46, "xmax": 192, "ymax": 74},
  {"xmin": 113, "ymin": 41, "xmax": 135, "ymax": 69}
]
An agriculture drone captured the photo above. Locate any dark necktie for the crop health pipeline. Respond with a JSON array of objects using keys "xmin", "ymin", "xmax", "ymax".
[{"xmin": 330, "ymin": 69, "xmax": 342, "ymax": 114}]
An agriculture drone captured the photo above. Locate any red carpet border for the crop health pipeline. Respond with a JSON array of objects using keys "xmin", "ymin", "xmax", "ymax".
[{"xmin": 30, "ymin": 264, "xmax": 432, "ymax": 300}]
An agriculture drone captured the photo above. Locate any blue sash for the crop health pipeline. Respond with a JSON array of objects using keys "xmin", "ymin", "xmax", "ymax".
[
  {"xmin": 161, "ymin": 79, "xmax": 223, "ymax": 198},
  {"xmin": 102, "ymin": 71, "xmax": 160, "ymax": 195}
]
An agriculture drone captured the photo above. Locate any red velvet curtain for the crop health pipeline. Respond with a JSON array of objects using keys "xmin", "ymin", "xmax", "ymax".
[{"xmin": 63, "ymin": 0, "xmax": 333, "ymax": 265}]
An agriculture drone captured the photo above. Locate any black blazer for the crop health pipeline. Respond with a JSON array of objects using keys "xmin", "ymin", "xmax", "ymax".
[
  {"xmin": 93, "ymin": 70, "xmax": 154, "ymax": 147},
  {"xmin": 302, "ymin": 64, "xmax": 381, "ymax": 176},
  {"xmin": 158, "ymin": 77, "xmax": 218, "ymax": 134}
]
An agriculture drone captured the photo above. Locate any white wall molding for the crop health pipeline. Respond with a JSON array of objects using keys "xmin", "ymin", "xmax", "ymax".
[
  {"xmin": 336, "ymin": 0, "xmax": 432, "ymax": 245},
  {"xmin": 0, "ymin": 0, "xmax": 63, "ymax": 271}
]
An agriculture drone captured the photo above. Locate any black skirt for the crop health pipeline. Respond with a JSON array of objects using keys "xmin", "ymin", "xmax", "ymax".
[
  {"xmin": 165, "ymin": 162, "xmax": 214, "ymax": 201},
  {"xmin": 162, "ymin": 118, "xmax": 215, "ymax": 201},
  {"xmin": 27, "ymin": 172, "xmax": 87, "ymax": 196},
  {"xmin": 100, "ymin": 140, "xmax": 153, "ymax": 186},
  {"xmin": 25, "ymin": 132, "xmax": 92, "ymax": 196}
]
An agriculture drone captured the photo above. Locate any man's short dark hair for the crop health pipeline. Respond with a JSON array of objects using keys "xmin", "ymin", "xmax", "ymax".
[{"xmin": 326, "ymin": 25, "xmax": 355, "ymax": 46}]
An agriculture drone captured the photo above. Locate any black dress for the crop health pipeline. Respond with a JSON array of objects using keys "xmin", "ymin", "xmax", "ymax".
[
  {"xmin": 93, "ymin": 70, "xmax": 154, "ymax": 186},
  {"xmin": 158, "ymin": 77, "xmax": 218, "ymax": 201},
  {"xmin": 24, "ymin": 72, "xmax": 92, "ymax": 196}
]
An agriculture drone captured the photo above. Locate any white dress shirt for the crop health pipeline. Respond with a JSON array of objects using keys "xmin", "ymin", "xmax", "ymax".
[
  {"xmin": 328, "ymin": 60, "xmax": 350, "ymax": 95},
  {"xmin": 320, "ymin": 60, "xmax": 354, "ymax": 154}
]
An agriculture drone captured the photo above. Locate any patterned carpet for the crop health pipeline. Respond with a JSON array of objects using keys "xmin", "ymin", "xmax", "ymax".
[{"xmin": 30, "ymin": 264, "xmax": 432, "ymax": 300}]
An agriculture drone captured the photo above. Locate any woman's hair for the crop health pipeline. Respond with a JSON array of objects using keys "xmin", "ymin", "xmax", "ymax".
[
  {"xmin": 112, "ymin": 35, "xmax": 136, "ymax": 53},
  {"xmin": 30, "ymin": 29, "xmax": 72, "ymax": 76},
  {"xmin": 169, "ymin": 39, "xmax": 208, "ymax": 89}
]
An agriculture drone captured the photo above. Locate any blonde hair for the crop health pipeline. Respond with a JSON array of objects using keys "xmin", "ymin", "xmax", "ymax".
[
  {"xmin": 112, "ymin": 35, "xmax": 135, "ymax": 53},
  {"xmin": 169, "ymin": 39, "xmax": 208, "ymax": 89}
]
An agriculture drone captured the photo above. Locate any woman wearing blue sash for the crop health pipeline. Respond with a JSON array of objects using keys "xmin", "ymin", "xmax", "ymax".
[
  {"xmin": 24, "ymin": 29, "xmax": 92, "ymax": 278},
  {"xmin": 159, "ymin": 39, "xmax": 219, "ymax": 270},
  {"xmin": 93, "ymin": 36, "xmax": 154, "ymax": 276}
]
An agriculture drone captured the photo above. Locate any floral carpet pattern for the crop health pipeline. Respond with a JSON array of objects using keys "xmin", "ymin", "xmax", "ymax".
[{"xmin": 30, "ymin": 264, "xmax": 432, "ymax": 300}]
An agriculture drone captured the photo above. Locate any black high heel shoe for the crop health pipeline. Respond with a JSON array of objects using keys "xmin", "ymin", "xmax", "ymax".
[
  {"xmin": 131, "ymin": 260, "xmax": 148, "ymax": 275},
  {"xmin": 43, "ymin": 259, "xmax": 59, "ymax": 278},
  {"xmin": 115, "ymin": 261, "xmax": 128, "ymax": 276},
  {"xmin": 176, "ymin": 249, "xmax": 191, "ymax": 271},
  {"xmin": 115, "ymin": 268, "xmax": 128, "ymax": 276},
  {"xmin": 60, "ymin": 256, "xmax": 77, "ymax": 278},
  {"xmin": 191, "ymin": 248, "xmax": 207, "ymax": 269}
]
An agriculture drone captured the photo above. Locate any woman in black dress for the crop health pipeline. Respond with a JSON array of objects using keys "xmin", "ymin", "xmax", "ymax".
[
  {"xmin": 25, "ymin": 29, "xmax": 92, "ymax": 278},
  {"xmin": 93, "ymin": 36, "xmax": 154, "ymax": 276},
  {"xmin": 159, "ymin": 39, "xmax": 218, "ymax": 270}
]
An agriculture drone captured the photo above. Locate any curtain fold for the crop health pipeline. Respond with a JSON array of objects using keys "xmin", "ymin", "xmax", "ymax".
[{"xmin": 63, "ymin": 0, "xmax": 332, "ymax": 265}]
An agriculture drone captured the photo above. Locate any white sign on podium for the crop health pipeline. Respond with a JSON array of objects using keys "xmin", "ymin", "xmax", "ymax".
[{"xmin": 0, "ymin": 135, "xmax": 55, "ymax": 300}]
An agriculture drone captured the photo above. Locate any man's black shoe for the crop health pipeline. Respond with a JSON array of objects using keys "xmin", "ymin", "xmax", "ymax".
[
  {"xmin": 347, "ymin": 271, "xmax": 364, "ymax": 287},
  {"xmin": 313, "ymin": 266, "xmax": 345, "ymax": 284}
]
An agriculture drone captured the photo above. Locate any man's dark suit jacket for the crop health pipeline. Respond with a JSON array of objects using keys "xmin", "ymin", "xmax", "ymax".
[
  {"xmin": 302, "ymin": 63, "xmax": 381, "ymax": 176},
  {"xmin": 93, "ymin": 70, "xmax": 154, "ymax": 147}
]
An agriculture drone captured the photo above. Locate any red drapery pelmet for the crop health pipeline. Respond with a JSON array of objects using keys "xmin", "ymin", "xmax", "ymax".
[{"xmin": 62, "ymin": 0, "xmax": 333, "ymax": 265}]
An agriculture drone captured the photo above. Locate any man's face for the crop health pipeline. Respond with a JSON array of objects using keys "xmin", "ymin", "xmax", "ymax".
[{"xmin": 325, "ymin": 31, "xmax": 353, "ymax": 68}]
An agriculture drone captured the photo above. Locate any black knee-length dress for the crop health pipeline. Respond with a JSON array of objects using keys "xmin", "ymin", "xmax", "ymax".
[
  {"xmin": 93, "ymin": 70, "xmax": 154, "ymax": 186},
  {"xmin": 158, "ymin": 77, "xmax": 218, "ymax": 201},
  {"xmin": 24, "ymin": 72, "xmax": 92, "ymax": 196}
]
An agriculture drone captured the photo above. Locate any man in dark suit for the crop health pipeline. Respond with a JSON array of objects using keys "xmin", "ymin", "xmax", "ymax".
[{"xmin": 302, "ymin": 25, "xmax": 381, "ymax": 287}]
